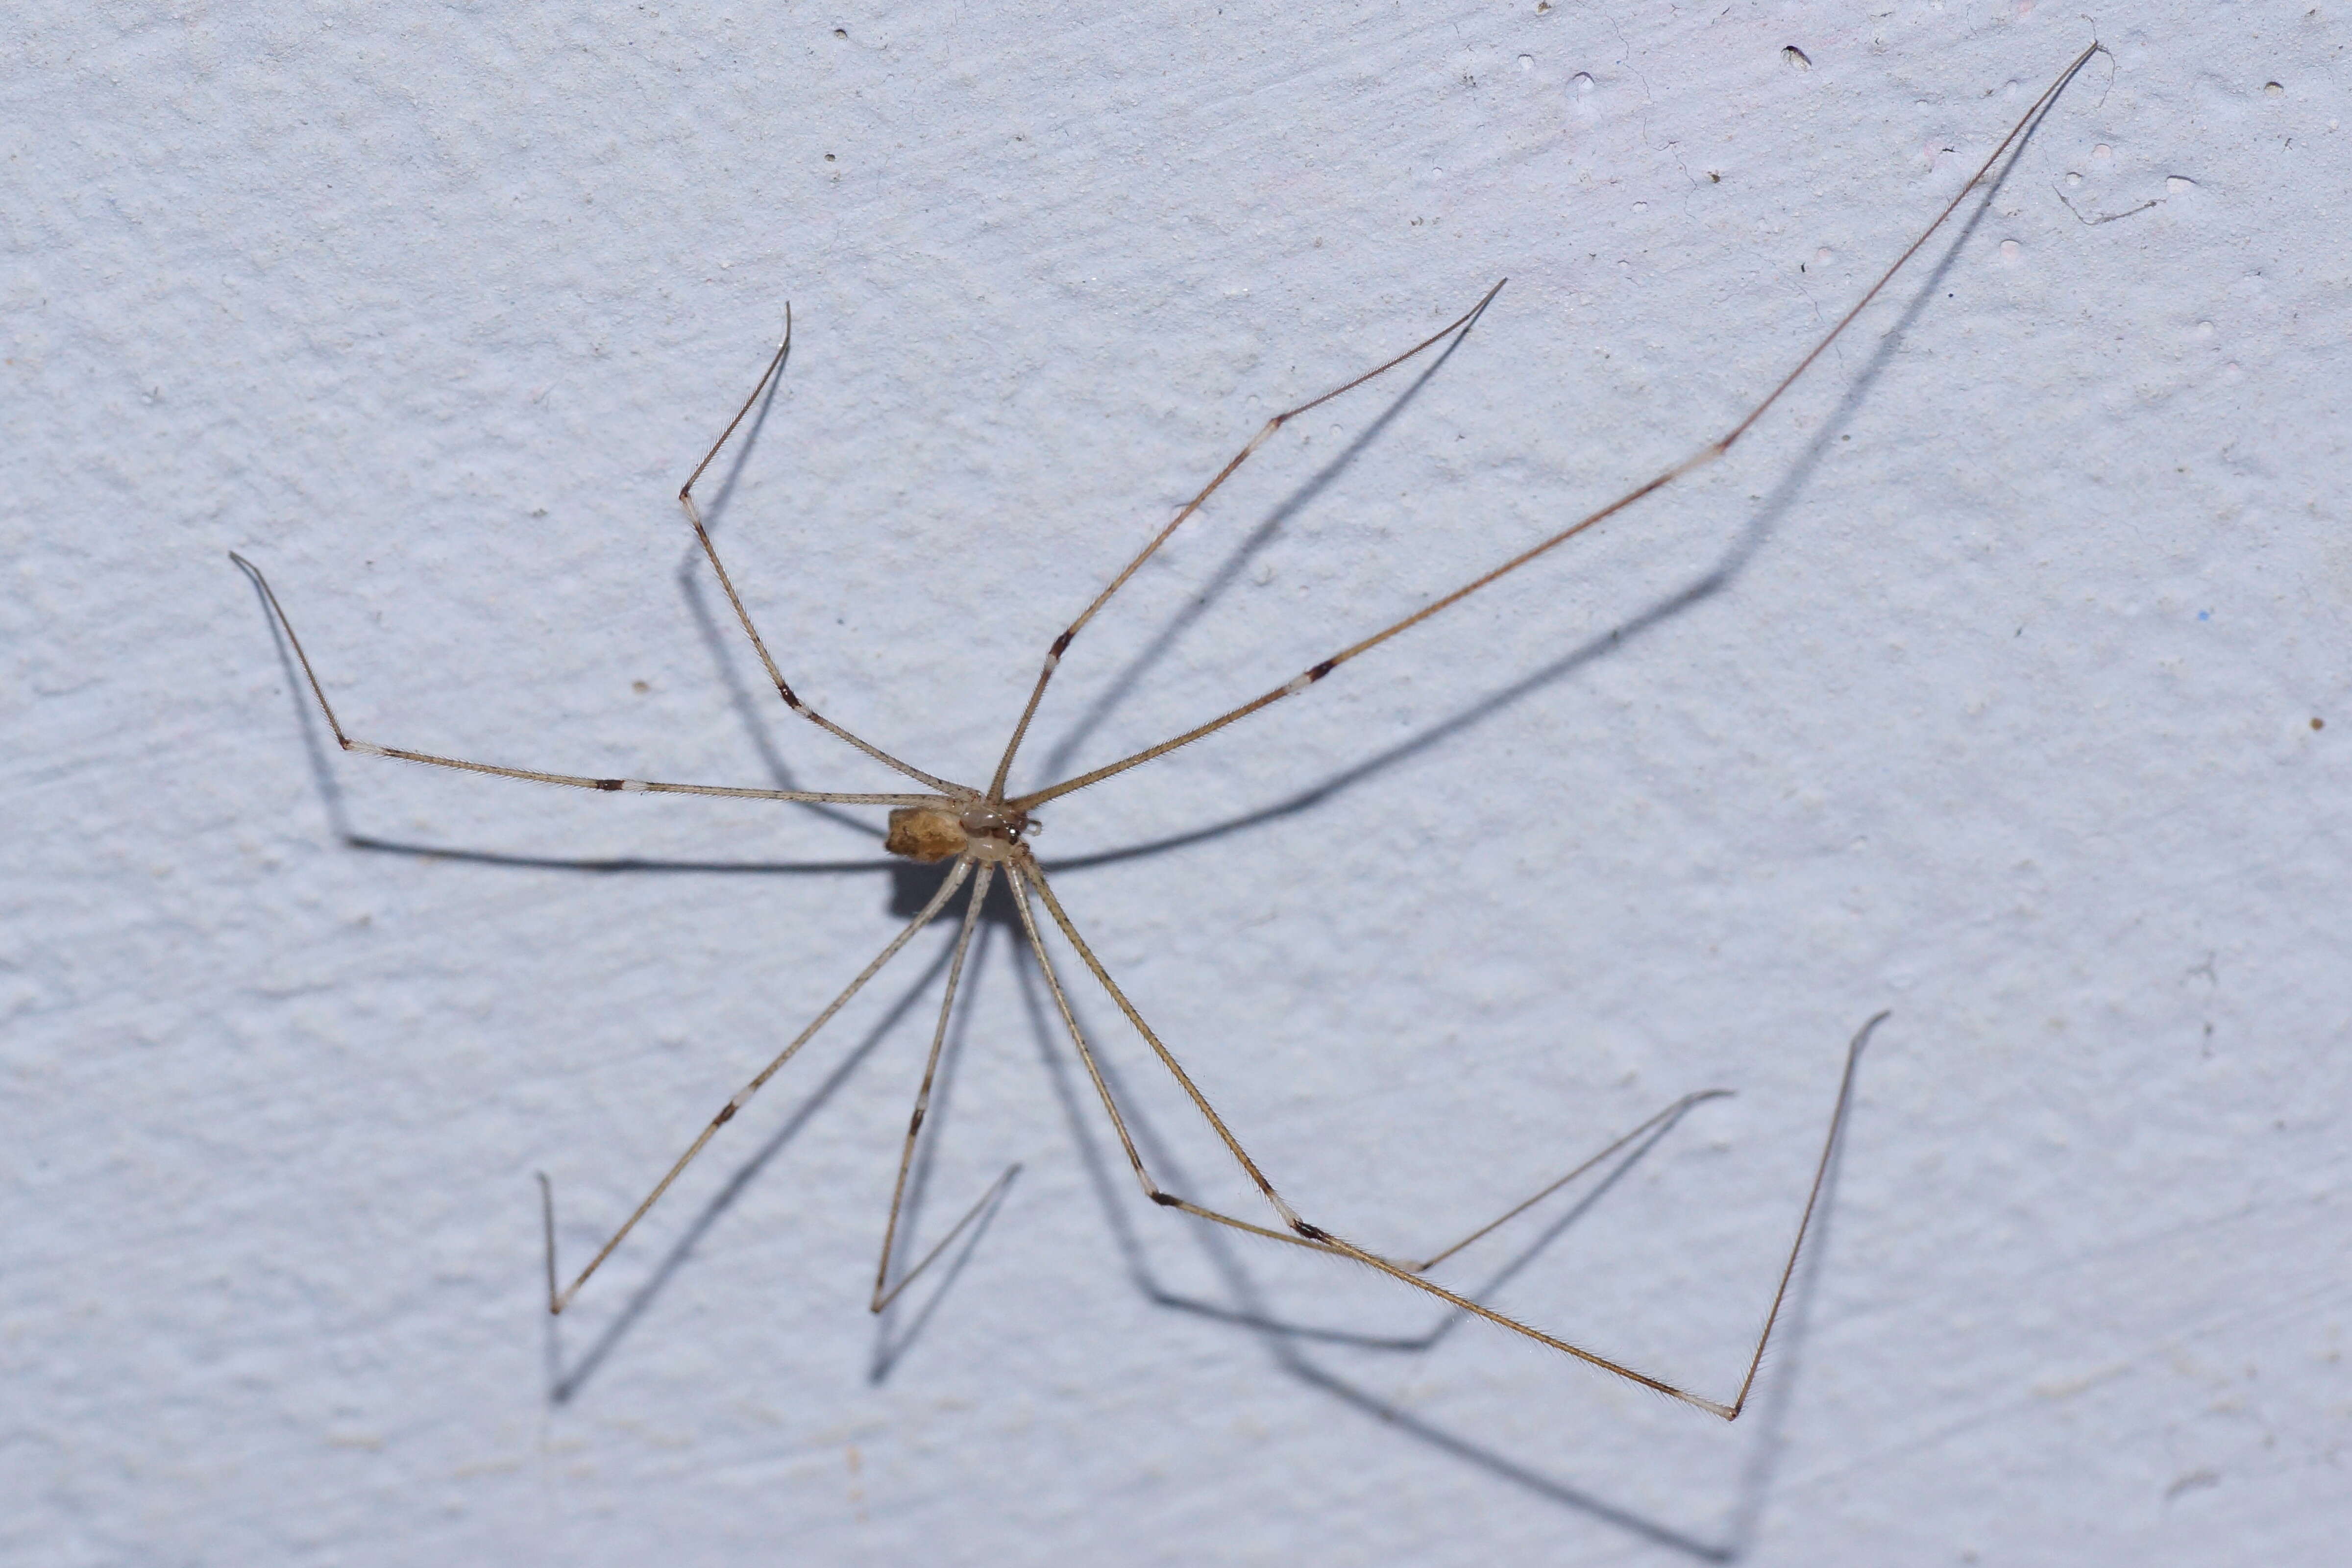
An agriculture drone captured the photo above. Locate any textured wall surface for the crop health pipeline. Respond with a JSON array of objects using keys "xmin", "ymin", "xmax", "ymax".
[{"xmin": 6, "ymin": 3, "xmax": 2346, "ymax": 1564}]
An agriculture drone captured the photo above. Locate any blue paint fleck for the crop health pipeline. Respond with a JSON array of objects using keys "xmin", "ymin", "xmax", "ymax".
[{"xmin": 2197, "ymin": 610, "xmax": 2210, "ymax": 621}]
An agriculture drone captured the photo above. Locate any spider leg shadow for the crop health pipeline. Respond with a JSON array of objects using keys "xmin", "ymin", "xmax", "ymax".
[{"xmin": 1013, "ymin": 951, "xmax": 1863, "ymax": 1562}]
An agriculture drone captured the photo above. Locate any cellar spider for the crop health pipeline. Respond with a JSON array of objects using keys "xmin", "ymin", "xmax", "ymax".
[{"xmin": 231, "ymin": 42, "xmax": 2104, "ymax": 1421}]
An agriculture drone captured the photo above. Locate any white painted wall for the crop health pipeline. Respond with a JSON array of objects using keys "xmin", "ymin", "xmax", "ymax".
[{"xmin": 6, "ymin": 3, "xmax": 2345, "ymax": 1563}]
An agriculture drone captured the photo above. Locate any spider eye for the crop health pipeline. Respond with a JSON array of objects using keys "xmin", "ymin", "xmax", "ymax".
[{"xmin": 956, "ymin": 804, "xmax": 1027, "ymax": 840}]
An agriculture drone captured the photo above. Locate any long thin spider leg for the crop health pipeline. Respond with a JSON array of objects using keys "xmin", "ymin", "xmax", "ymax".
[
  {"xmin": 1715, "ymin": 1009, "xmax": 1885, "ymax": 1418},
  {"xmin": 872, "ymin": 1163, "xmax": 1024, "ymax": 1315},
  {"xmin": 1016, "ymin": 857, "xmax": 1306, "ymax": 1229},
  {"xmin": 1134, "ymin": 1022, "xmax": 1875, "ymax": 1421},
  {"xmin": 1006, "ymin": 857, "xmax": 1718, "ymax": 1404},
  {"xmin": 541, "ymin": 858, "xmax": 976, "ymax": 1313},
  {"xmin": 1011, "ymin": 40, "xmax": 2104, "ymax": 813},
  {"xmin": 677, "ymin": 310, "xmax": 973, "ymax": 797},
  {"xmin": 1018, "ymin": 851, "xmax": 1884, "ymax": 1419},
  {"xmin": 1151, "ymin": 1193, "xmax": 1729, "ymax": 1414},
  {"xmin": 870, "ymin": 861, "xmax": 997, "ymax": 1310},
  {"xmin": 1001, "ymin": 860, "xmax": 1181, "ymax": 1204},
  {"xmin": 1405, "ymin": 1087, "xmax": 1733, "ymax": 1274},
  {"xmin": 983, "ymin": 279, "xmax": 1509, "ymax": 801},
  {"xmin": 230, "ymin": 552, "xmax": 941, "ymax": 808}
]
